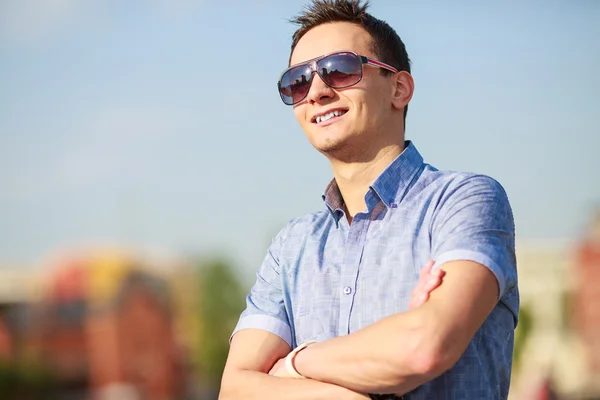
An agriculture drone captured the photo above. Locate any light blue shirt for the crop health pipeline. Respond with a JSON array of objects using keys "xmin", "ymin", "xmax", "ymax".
[{"xmin": 233, "ymin": 141, "xmax": 519, "ymax": 399}]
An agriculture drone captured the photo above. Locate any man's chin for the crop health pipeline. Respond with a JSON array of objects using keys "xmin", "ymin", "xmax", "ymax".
[
  {"xmin": 311, "ymin": 138, "xmax": 343, "ymax": 155},
  {"xmin": 306, "ymin": 129, "xmax": 363, "ymax": 160},
  {"xmin": 314, "ymin": 142, "xmax": 358, "ymax": 163}
]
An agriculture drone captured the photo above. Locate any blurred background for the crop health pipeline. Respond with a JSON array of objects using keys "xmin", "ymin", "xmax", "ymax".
[{"xmin": 1, "ymin": 1, "xmax": 599, "ymax": 399}]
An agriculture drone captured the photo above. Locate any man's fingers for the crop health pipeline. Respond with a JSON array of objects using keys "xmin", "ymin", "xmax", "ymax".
[
  {"xmin": 423, "ymin": 276, "xmax": 442, "ymax": 292},
  {"xmin": 409, "ymin": 260, "xmax": 446, "ymax": 308},
  {"xmin": 414, "ymin": 264, "xmax": 445, "ymax": 296},
  {"xmin": 417, "ymin": 265, "xmax": 428, "ymax": 283},
  {"xmin": 419, "ymin": 260, "xmax": 435, "ymax": 276},
  {"xmin": 410, "ymin": 260, "xmax": 442, "ymax": 310},
  {"xmin": 426, "ymin": 259, "xmax": 435, "ymax": 273},
  {"xmin": 417, "ymin": 259, "xmax": 436, "ymax": 285},
  {"xmin": 415, "ymin": 261, "xmax": 438, "ymax": 291},
  {"xmin": 424, "ymin": 268, "xmax": 446, "ymax": 290}
]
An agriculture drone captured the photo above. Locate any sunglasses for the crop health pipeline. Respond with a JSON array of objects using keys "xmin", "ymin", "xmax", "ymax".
[{"xmin": 277, "ymin": 50, "xmax": 399, "ymax": 106}]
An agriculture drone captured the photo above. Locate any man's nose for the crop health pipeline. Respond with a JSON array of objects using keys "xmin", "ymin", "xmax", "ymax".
[{"xmin": 306, "ymin": 72, "xmax": 335, "ymax": 104}]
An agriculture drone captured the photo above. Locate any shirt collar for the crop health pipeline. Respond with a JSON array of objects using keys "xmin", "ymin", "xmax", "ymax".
[
  {"xmin": 369, "ymin": 140, "xmax": 424, "ymax": 208},
  {"xmin": 322, "ymin": 141, "xmax": 424, "ymax": 219},
  {"xmin": 322, "ymin": 179, "xmax": 344, "ymax": 222}
]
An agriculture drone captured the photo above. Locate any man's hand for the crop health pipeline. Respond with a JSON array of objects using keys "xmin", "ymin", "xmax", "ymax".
[
  {"xmin": 409, "ymin": 260, "xmax": 445, "ymax": 309},
  {"xmin": 268, "ymin": 260, "xmax": 444, "ymax": 378}
]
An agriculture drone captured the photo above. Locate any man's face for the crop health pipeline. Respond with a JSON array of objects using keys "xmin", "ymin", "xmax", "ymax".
[{"xmin": 290, "ymin": 22, "xmax": 397, "ymax": 160}]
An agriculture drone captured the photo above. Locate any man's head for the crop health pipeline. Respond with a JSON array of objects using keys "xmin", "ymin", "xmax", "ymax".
[{"xmin": 282, "ymin": 0, "xmax": 414, "ymax": 161}]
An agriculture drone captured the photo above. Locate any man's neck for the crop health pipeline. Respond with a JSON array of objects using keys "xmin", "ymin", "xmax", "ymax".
[{"xmin": 331, "ymin": 142, "xmax": 405, "ymax": 222}]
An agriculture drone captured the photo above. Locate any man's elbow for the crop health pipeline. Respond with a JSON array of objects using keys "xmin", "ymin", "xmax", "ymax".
[
  {"xmin": 408, "ymin": 344, "xmax": 458, "ymax": 378},
  {"xmin": 393, "ymin": 323, "xmax": 463, "ymax": 380}
]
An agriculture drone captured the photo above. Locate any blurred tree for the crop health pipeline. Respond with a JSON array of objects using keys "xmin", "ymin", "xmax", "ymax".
[
  {"xmin": 513, "ymin": 303, "xmax": 533, "ymax": 372},
  {"xmin": 0, "ymin": 360, "xmax": 58, "ymax": 400},
  {"xmin": 197, "ymin": 258, "xmax": 246, "ymax": 387},
  {"xmin": 560, "ymin": 289, "xmax": 573, "ymax": 334}
]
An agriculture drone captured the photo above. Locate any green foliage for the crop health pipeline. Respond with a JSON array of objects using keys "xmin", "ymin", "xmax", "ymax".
[
  {"xmin": 197, "ymin": 258, "xmax": 246, "ymax": 386},
  {"xmin": 513, "ymin": 303, "xmax": 533, "ymax": 372},
  {"xmin": 559, "ymin": 289, "xmax": 573, "ymax": 334},
  {"xmin": 0, "ymin": 361, "xmax": 57, "ymax": 400}
]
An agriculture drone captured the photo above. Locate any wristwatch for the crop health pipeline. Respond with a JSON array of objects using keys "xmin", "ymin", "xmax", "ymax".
[
  {"xmin": 284, "ymin": 340, "xmax": 318, "ymax": 378},
  {"xmin": 368, "ymin": 394, "xmax": 404, "ymax": 400}
]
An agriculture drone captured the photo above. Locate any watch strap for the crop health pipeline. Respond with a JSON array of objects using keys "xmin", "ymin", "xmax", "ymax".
[{"xmin": 284, "ymin": 340, "xmax": 318, "ymax": 378}]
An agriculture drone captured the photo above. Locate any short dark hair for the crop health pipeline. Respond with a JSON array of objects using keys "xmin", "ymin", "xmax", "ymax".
[{"xmin": 289, "ymin": 0, "xmax": 411, "ymax": 123}]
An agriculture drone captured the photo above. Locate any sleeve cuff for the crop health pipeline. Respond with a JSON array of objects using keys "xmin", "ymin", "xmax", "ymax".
[
  {"xmin": 229, "ymin": 314, "xmax": 293, "ymax": 348},
  {"xmin": 434, "ymin": 249, "xmax": 507, "ymax": 299}
]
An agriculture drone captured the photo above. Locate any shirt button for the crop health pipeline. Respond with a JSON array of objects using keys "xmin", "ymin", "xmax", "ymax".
[{"xmin": 343, "ymin": 286, "xmax": 352, "ymax": 295}]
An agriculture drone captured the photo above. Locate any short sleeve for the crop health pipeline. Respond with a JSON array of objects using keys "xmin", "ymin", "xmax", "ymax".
[
  {"xmin": 230, "ymin": 225, "xmax": 292, "ymax": 347},
  {"xmin": 431, "ymin": 175, "xmax": 517, "ymax": 301}
]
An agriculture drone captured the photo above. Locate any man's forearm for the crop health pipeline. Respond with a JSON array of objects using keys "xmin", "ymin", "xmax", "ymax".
[
  {"xmin": 219, "ymin": 368, "xmax": 367, "ymax": 400},
  {"xmin": 293, "ymin": 306, "xmax": 446, "ymax": 395}
]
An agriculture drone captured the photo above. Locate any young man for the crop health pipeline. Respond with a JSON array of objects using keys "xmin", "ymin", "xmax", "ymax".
[{"xmin": 220, "ymin": 1, "xmax": 519, "ymax": 399}]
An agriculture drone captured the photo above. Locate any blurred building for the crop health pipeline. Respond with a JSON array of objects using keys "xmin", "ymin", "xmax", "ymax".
[
  {"xmin": 0, "ymin": 267, "xmax": 40, "ymax": 363},
  {"xmin": 510, "ymin": 239, "xmax": 578, "ymax": 399},
  {"xmin": 511, "ymin": 210, "xmax": 600, "ymax": 400},
  {"xmin": 16, "ymin": 253, "xmax": 191, "ymax": 400},
  {"xmin": 572, "ymin": 210, "xmax": 600, "ymax": 396},
  {"xmin": 0, "ymin": 249, "xmax": 239, "ymax": 400}
]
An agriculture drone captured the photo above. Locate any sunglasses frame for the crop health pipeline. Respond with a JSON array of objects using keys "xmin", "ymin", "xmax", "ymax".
[{"xmin": 277, "ymin": 50, "xmax": 399, "ymax": 106}]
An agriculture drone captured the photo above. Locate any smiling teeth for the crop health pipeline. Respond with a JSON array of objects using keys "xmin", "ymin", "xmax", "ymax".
[{"xmin": 316, "ymin": 110, "xmax": 343, "ymax": 123}]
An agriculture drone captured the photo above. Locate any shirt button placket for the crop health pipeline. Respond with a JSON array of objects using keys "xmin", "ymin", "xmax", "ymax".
[{"xmin": 339, "ymin": 214, "xmax": 368, "ymax": 336}]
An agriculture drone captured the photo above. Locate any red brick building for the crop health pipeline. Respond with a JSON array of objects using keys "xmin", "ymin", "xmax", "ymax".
[
  {"xmin": 30, "ymin": 255, "xmax": 189, "ymax": 399},
  {"xmin": 573, "ymin": 210, "xmax": 600, "ymax": 389}
]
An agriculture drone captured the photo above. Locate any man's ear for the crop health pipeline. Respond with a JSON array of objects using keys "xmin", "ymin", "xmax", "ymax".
[{"xmin": 391, "ymin": 71, "xmax": 414, "ymax": 111}]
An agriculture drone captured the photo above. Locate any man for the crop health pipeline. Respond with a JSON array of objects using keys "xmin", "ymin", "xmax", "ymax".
[{"xmin": 220, "ymin": 0, "xmax": 519, "ymax": 399}]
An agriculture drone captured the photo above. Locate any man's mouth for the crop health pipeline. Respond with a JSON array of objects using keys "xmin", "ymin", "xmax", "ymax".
[{"xmin": 312, "ymin": 109, "xmax": 348, "ymax": 125}]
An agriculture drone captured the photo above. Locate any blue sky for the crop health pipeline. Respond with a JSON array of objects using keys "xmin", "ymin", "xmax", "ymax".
[{"xmin": 1, "ymin": 1, "xmax": 599, "ymax": 276}]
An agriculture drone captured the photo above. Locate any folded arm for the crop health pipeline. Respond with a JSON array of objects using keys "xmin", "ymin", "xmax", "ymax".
[
  {"xmin": 292, "ymin": 259, "xmax": 499, "ymax": 395},
  {"xmin": 219, "ymin": 329, "xmax": 368, "ymax": 400},
  {"xmin": 291, "ymin": 175, "xmax": 517, "ymax": 395},
  {"xmin": 220, "ymin": 260, "xmax": 444, "ymax": 399}
]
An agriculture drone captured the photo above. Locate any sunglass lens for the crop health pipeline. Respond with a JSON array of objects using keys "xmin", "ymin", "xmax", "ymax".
[
  {"xmin": 279, "ymin": 64, "xmax": 313, "ymax": 105},
  {"xmin": 317, "ymin": 52, "xmax": 362, "ymax": 88}
]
